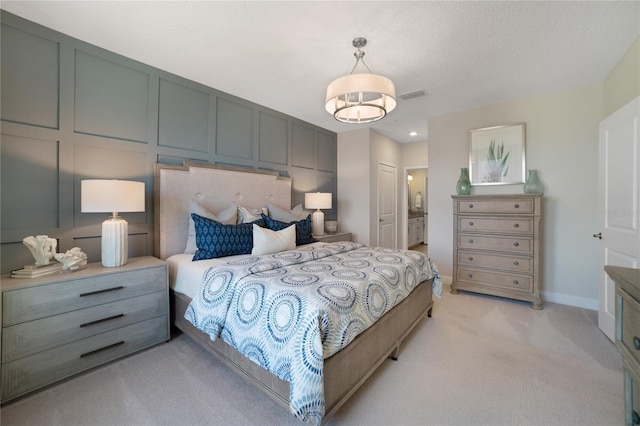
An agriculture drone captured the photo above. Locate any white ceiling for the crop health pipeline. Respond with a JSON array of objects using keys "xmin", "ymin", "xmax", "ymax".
[{"xmin": 3, "ymin": 1, "xmax": 639, "ymax": 143}]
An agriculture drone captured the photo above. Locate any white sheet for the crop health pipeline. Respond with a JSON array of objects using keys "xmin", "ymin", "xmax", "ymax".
[{"xmin": 166, "ymin": 253, "xmax": 253, "ymax": 298}]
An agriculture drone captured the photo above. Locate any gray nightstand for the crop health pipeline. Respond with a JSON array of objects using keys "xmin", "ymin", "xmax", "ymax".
[
  {"xmin": 1, "ymin": 256, "xmax": 169, "ymax": 403},
  {"xmin": 314, "ymin": 232, "xmax": 352, "ymax": 243}
]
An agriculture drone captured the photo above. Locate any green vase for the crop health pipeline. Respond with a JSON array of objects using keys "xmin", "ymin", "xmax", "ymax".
[
  {"xmin": 456, "ymin": 167, "xmax": 471, "ymax": 195},
  {"xmin": 523, "ymin": 169, "xmax": 544, "ymax": 194}
]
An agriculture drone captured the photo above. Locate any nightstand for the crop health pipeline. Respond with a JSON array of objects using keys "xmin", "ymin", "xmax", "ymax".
[
  {"xmin": 1, "ymin": 256, "xmax": 169, "ymax": 404},
  {"xmin": 314, "ymin": 232, "xmax": 352, "ymax": 243}
]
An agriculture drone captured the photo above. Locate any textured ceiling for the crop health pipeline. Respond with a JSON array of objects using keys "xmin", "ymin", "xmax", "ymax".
[{"xmin": 2, "ymin": 1, "xmax": 639, "ymax": 142}]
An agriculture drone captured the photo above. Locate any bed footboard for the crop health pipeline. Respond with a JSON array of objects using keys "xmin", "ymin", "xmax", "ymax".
[{"xmin": 170, "ymin": 277, "xmax": 433, "ymax": 421}]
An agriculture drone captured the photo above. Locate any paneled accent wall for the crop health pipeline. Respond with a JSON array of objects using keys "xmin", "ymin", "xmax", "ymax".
[{"xmin": 0, "ymin": 11, "xmax": 337, "ymax": 273}]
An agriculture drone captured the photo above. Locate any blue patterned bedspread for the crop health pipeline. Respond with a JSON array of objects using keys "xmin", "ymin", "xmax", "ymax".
[{"xmin": 185, "ymin": 242, "xmax": 441, "ymax": 424}]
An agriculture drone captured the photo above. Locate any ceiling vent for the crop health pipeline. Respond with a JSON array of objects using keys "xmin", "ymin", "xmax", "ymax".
[{"xmin": 399, "ymin": 90, "xmax": 427, "ymax": 101}]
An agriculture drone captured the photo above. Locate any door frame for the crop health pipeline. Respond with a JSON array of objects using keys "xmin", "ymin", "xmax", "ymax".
[{"xmin": 404, "ymin": 165, "xmax": 428, "ymax": 249}]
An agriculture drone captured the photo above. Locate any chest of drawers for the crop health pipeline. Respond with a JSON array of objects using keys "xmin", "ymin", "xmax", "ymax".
[
  {"xmin": 605, "ymin": 266, "xmax": 640, "ymax": 426},
  {"xmin": 1, "ymin": 256, "xmax": 169, "ymax": 403},
  {"xmin": 451, "ymin": 194, "xmax": 543, "ymax": 309}
]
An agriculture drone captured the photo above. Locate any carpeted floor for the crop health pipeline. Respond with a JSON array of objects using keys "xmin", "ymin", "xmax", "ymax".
[{"xmin": 1, "ymin": 286, "xmax": 624, "ymax": 426}]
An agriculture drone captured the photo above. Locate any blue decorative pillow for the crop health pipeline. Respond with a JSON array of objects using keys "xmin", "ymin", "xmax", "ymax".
[
  {"xmin": 192, "ymin": 213, "xmax": 265, "ymax": 260},
  {"xmin": 261, "ymin": 213, "xmax": 316, "ymax": 246}
]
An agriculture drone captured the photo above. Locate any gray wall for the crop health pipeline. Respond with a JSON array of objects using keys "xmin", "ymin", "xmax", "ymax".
[{"xmin": 0, "ymin": 11, "xmax": 337, "ymax": 273}]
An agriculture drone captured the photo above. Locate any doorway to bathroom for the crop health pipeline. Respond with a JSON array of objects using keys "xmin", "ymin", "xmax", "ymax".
[{"xmin": 406, "ymin": 168, "xmax": 428, "ymax": 251}]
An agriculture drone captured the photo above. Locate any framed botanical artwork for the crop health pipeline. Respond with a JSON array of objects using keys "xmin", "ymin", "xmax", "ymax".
[{"xmin": 469, "ymin": 123, "xmax": 526, "ymax": 185}]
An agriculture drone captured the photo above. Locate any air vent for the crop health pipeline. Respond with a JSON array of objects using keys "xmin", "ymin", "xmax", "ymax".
[{"xmin": 399, "ymin": 90, "xmax": 427, "ymax": 101}]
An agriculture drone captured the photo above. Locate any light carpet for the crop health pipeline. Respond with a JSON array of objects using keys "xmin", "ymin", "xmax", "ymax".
[{"xmin": 1, "ymin": 286, "xmax": 624, "ymax": 426}]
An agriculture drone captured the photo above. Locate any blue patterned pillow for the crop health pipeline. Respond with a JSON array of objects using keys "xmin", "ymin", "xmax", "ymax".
[
  {"xmin": 192, "ymin": 213, "xmax": 265, "ymax": 260},
  {"xmin": 261, "ymin": 213, "xmax": 316, "ymax": 246}
]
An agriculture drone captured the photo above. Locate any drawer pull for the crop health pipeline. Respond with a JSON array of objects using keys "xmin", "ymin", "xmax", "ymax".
[
  {"xmin": 80, "ymin": 314, "xmax": 125, "ymax": 328},
  {"xmin": 514, "ymin": 223, "xmax": 520, "ymax": 228},
  {"xmin": 468, "ymin": 239, "xmax": 474, "ymax": 244},
  {"xmin": 633, "ymin": 410, "xmax": 639, "ymax": 425},
  {"xmin": 468, "ymin": 257, "xmax": 474, "ymax": 261},
  {"xmin": 514, "ymin": 204, "xmax": 520, "ymax": 208},
  {"xmin": 467, "ymin": 273, "xmax": 473, "ymax": 278},
  {"xmin": 513, "ymin": 242, "xmax": 520, "ymax": 247},
  {"xmin": 468, "ymin": 204, "xmax": 474, "ymax": 208},
  {"xmin": 514, "ymin": 261, "xmax": 519, "ymax": 266},
  {"xmin": 634, "ymin": 336, "xmax": 640, "ymax": 350},
  {"xmin": 469, "ymin": 221, "xmax": 474, "ymax": 226},
  {"xmin": 513, "ymin": 280, "xmax": 519, "ymax": 285},
  {"xmin": 80, "ymin": 341, "xmax": 125, "ymax": 358},
  {"xmin": 79, "ymin": 286, "xmax": 124, "ymax": 297}
]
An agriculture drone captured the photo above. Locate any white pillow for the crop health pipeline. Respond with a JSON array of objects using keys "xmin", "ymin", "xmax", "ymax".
[
  {"xmin": 267, "ymin": 202, "xmax": 307, "ymax": 222},
  {"xmin": 238, "ymin": 205, "xmax": 268, "ymax": 223},
  {"xmin": 184, "ymin": 200, "xmax": 237, "ymax": 254},
  {"xmin": 252, "ymin": 224, "xmax": 296, "ymax": 256}
]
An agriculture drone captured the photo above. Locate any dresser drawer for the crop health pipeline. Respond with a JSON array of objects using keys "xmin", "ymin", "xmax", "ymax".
[
  {"xmin": 458, "ymin": 217, "xmax": 533, "ymax": 234},
  {"xmin": 618, "ymin": 288, "xmax": 640, "ymax": 370},
  {"xmin": 2, "ymin": 291, "xmax": 167, "ymax": 363},
  {"xmin": 457, "ymin": 267, "xmax": 533, "ymax": 293},
  {"xmin": 457, "ymin": 198, "xmax": 534, "ymax": 214},
  {"xmin": 458, "ymin": 250, "xmax": 533, "ymax": 273},
  {"xmin": 1, "ymin": 316, "xmax": 168, "ymax": 402},
  {"xmin": 458, "ymin": 234, "xmax": 533, "ymax": 254},
  {"xmin": 3, "ymin": 267, "xmax": 166, "ymax": 326},
  {"xmin": 630, "ymin": 371, "xmax": 640, "ymax": 426}
]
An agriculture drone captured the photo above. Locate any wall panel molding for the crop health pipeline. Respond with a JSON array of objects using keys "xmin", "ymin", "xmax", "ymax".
[{"xmin": 0, "ymin": 11, "xmax": 336, "ymax": 273}]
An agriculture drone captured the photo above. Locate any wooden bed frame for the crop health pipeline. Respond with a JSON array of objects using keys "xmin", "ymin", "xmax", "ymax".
[{"xmin": 153, "ymin": 162, "xmax": 433, "ymax": 421}]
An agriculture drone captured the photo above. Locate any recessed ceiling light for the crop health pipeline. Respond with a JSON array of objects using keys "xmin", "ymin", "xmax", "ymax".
[{"xmin": 409, "ymin": 131, "xmax": 418, "ymax": 136}]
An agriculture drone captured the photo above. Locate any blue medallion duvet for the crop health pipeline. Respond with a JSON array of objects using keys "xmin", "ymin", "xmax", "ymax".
[{"xmin": 185, "ymin": 241, "xmax": 442, "ymax": 424}]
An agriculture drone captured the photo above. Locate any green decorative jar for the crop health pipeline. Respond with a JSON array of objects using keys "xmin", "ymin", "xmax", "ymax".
[
  {"xmin": 456, "ymin": 167, "xmax": 471, "ymax": 195},
  {"xmin": 523, "ymin": 169, "xmax": 544, "ymax": 194}
]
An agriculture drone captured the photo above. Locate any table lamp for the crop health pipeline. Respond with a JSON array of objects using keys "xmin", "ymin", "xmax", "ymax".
[
  {"xmin": 81, "ymin": 179, "xmax": 145, "ymax": 267},
  {"xmin": 305, "ymin": 192, "xmax": 332, "ymax": 236}
]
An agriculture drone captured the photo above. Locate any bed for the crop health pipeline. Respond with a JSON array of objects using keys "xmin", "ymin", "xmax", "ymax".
[{"xmin": 153, "ymin": 162, "xmax": 441, "ymax": 424}]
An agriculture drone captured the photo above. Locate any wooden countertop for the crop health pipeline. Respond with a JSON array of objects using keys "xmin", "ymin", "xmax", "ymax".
[{"xmin": 605, "ymin": 265, "xmax": 640, "ymax": 299}]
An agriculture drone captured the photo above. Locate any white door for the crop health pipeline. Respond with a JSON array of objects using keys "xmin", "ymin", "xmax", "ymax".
[
  {"xmin": 378, "ymin": 162, "xmax": 397, "ymax": 248},
  {"xmin": 597, "ymin": 97, "xmax": 640, "ymax": 341}
]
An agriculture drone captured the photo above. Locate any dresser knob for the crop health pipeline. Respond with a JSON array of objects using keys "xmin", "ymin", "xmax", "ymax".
[
  {"xmin": 468, "ymin": 257, "xmax": 474, "ymax": 261},
  {"xmin": 634, "ymin": 336, "xmax": 640, "ymax": 350},
  {"xmin": 514, "ymin": 261, "xmax": 519, "ymax": 266},
  {"xmin": 467, "ymin": 273, "xmax": 473, "ymax": 278},
  {"xmin": 469, "ymin": 239, "xmax": 474, "ymax": 243},
  {"xmin": 513, "ymin": 280, "xmax": 519, "ymax": 285},
  {"xmin": 469, "ymin": 222, "xmax": 474, "ymax": 226},
  {"xmin": 469, "ymin": 204, "xmax": 474, "ymax": 208},
  {"xmin": 632, "ymin": 410, "xmax": 639, "ymax": 425},
  {"xmin": 514, "ymin": 223, "xmax": 520, "ymax": 228},
  {"xmin": 514, "ymin": 242, "xmax": 519, "ymax": 247},
  {"xmin": 514, "ymin": 204, "xmax": 520, "ymax": 208}
]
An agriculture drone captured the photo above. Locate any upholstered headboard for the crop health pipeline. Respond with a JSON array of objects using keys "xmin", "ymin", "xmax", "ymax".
[{"xmin": 154, "ymin": 162, "xmax": 293, "ymax": 260}]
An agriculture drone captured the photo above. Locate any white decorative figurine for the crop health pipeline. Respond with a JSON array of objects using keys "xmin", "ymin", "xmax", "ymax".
[
  {"xmin": 23, "ymin": 235, "xmax": 57, "ymax": 266},
  {"xmin": 54, "ymin": 247, "xmax": 88, "ymax": 271}
]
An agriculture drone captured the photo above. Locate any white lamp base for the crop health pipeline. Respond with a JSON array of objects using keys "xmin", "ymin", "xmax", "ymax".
[
  {"xmin": 101, "ymin": 217, "xmax": 128, "ymax": 267},
  {"xmin": 311, "ymin": 210, "xmax": 325, "ymax": 236}
]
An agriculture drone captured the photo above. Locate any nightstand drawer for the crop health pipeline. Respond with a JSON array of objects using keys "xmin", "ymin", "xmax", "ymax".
[
  {"xmin": 2, "ymin": 291, "xmax": 167, "ymax": 363},
  {"xmin": 458, "ymin": 250, "xmax": 533, "ymax": 273},
  {"xmin": 457, "ymin": 267, "xmax": 533, "ymax": 293},
  {"xmin": 457, "ymin": 234, "xmax": 533, "ymax": 254},
  {"xmin": 1, "ymin": 316, "xmax": 167, "ymax": 401},
  {"xmin": 458, "ymin": 217, "xmax": 533, "ymax": 234},
  {"xmin": 3, "ymin": 267, "xmax": 166, "ymax": 326},
  {"xmin": 457, "ymin": 198, "xmax": 534, "ymax": 214},
  {"xmin": 618, "ymin": 288, "xmax": 640, "ymax": 370}
]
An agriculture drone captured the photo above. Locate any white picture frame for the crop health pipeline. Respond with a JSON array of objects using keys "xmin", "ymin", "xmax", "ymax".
[{"xmin": 469, "ymin": 123, "xmax": 526, "ymax": 185}]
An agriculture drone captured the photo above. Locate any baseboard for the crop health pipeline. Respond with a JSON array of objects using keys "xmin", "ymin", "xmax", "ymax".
[{"xmin": 542, "ymin": 291, "xmax": 597, "ymax": 310}]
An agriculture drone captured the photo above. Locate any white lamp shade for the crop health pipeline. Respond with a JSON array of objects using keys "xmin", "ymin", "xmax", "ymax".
[
  {"xmin": 325, "ymin": 73, "xmax": 396, "ymax": 124},
  {"xmin": 81, "ymin": 180, "xmax": 145, "ymax": 214},
  {"xmin": 305, "ymin": 192, "xmax": 332, "ymax": 210}
]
